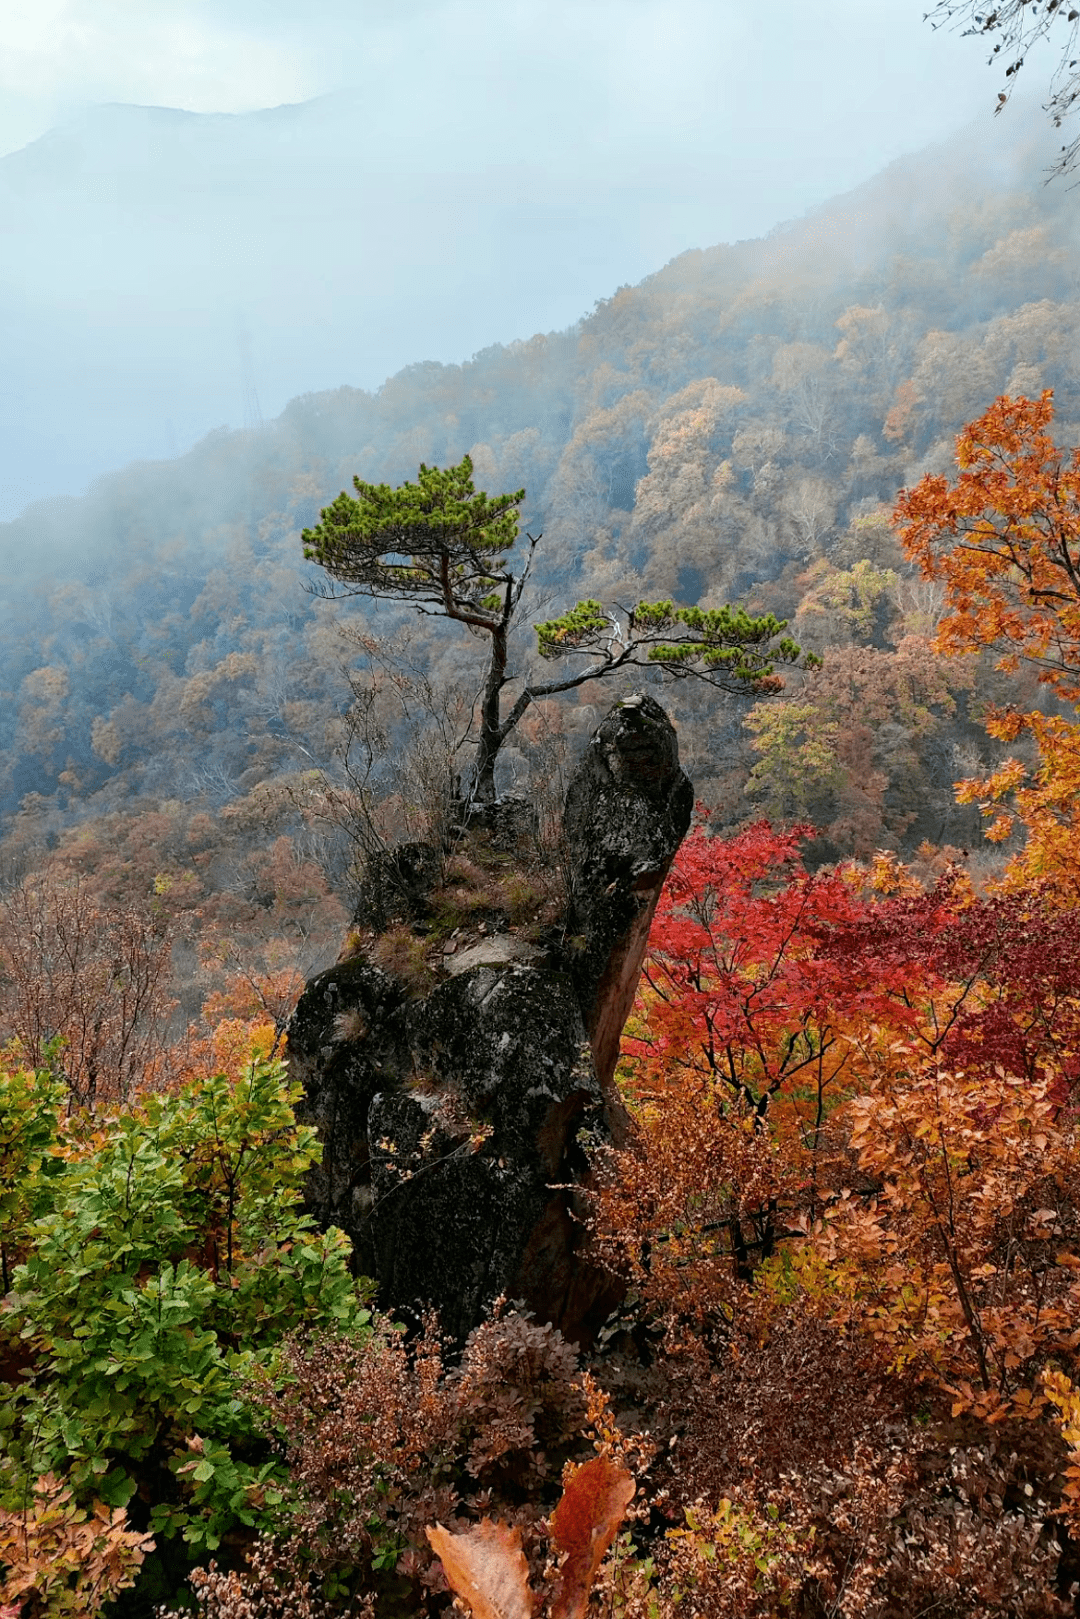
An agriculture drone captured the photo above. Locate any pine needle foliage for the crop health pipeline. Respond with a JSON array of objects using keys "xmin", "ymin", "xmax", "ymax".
[{"xmin": 302, "ymin": 456, "xmax": 810, "ymax": 802}]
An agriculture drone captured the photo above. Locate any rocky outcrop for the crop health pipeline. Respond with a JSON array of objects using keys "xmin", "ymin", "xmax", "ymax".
[
  {"xmin": 369, "ymin": 967, "xmax": 603, "ymax": 1342},
  {"xmin": 288, "ymin": 692, "xmax": 692, "ymax": 1344},
  {"xmin": 563, "ymin": 693, "xmax": 695, "ymax": 1120},
  {"xmin": 286, "ymin": 956, "xmax": 412, "ymax": 1282}
]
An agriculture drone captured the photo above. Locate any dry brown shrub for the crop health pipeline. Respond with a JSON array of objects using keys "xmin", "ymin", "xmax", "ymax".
[
  {"xmin": 170, "ymin": 1305, "xmax": 610, "ymax": 1619},
  {"xmin": 601, "ymin": 1298, "xmax": 1076, "ymax": 1618},
  {"xmin": 368, "ymin": 925, "xmax": 437, "ymax": 997}
]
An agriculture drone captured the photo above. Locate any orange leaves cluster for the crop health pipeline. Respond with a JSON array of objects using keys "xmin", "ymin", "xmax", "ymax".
[
  {"xmin": 816, "ymin": 1060, "xmax": 1080, "ymax": 1417},
  {"xmin": 896, "ymin": 391, "xmax": 1080, "ymax": 892},
  {"xmin": 894, "ymin": 390, "xmax": 1080, "ymax": 700},
  {"xmin": 167, "ymin": 1015, "xmax": 282, "ymax": 1093},
  {"xmin": 427, "ymin": 1453, "xmax": 635, "ymax": 1619},
  {"xmin": 198, "ymin": 962, "xmax": 304, "ymax": 1045},
  {"xmin": 956, "ymin": 709, "xmax": 1080, "ymax": 897},
  {"xmin": 0, "ymin": 1474, "xmax": 154, "ymax": 1619},
  {"xmin": 1042, "ymin": 1369, "xmax": 1080, "ymax": 1534}
]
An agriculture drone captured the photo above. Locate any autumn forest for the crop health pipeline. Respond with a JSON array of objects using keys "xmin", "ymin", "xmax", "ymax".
[{"xmin": 5, "ymin": 118, "xmax": 1080, "ymax": 1617}]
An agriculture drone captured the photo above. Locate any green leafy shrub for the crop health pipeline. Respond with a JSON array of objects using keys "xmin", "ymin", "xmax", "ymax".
[
  {"xmin": 0, "ymin": 1052, "xmax": 66, "ymax": 1296},
  {"xmin": 0, "ymin": 1048, "xmax": 373, "ymax": 1567}
]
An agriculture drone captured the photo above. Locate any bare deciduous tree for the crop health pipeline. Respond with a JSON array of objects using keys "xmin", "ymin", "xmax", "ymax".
[{"xmin": 0, "ymin": 871, "xmax": 176, "ymax": 1108}]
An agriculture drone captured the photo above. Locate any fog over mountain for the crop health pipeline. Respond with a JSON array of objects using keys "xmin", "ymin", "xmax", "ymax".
[
  {"xmin": 1, "ymin": 99, "xmax": 1077, "ymax": 863},
  {"xmin": 0, "ymin": 100, "xmax": 1071, "ymax": 554},
  {"xmin": 0, "ymin": 76, "xmax": 1046, "ymax": 524},
  {"xmin": 0, "ymin": 92, "xmax": 796, "ymax": 520}
]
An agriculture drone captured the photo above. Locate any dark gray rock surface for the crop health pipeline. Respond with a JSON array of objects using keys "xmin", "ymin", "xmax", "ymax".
[
  {"xmin": 369, "ymin": 965, "xmax": 603, "ymax": 1342},
  {"xmin": 351, "ymin": 841, "xmax": 442, "ymax": 931},
  {"xmin": 563, "ymin": 693, "xmax": 694, "ymax": 1111},
  {"xmin": 288, "ymin": 693, "xmax": 692, "ymax": 1343},
  {"xmin": 286, "ymin": 956, "xmax": 411, "ymax": 1279}
]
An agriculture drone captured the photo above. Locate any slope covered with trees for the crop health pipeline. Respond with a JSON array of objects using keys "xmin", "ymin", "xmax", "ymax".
[{"xmin": 1, "ymin": 115, "xmax": 1077, "ymax": 897}]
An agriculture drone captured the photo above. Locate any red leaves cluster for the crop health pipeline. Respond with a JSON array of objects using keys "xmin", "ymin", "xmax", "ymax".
[
  {"xmin": 583, "ymin": 813, "xmax": 1080, "ymax": 1612},
  {"xmin": 631, "ymin": 818, "xmax": 1080, "ymax": 1127}
]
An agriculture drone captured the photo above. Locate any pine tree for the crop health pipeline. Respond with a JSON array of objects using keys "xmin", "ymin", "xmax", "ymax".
[{"xmin": 303, "ymin": 455, "xmax": 810, "ymax": 803}]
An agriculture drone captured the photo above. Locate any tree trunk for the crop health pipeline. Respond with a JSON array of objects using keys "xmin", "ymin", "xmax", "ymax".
[
  {"xmin": 472, "ymin": 734, "xmax": 498, "ymax": 804},
  {"xmin": 471, "ymin": 623, "xmax": 508, "ymax": 804}
]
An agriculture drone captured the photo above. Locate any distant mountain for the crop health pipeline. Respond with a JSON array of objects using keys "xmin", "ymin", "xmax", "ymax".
[
  {"xmin": 0, "ymin": 90, "xmax": 1068, "ymax": 522},
  {"xmin": 0, "ymin": 92, "xmax": 779, "ymax": 521}
]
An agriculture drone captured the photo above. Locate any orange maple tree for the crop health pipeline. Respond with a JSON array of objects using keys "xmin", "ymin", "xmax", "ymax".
[
  {"xmin": 894, "ymin": 390, "xmax": 1080, "ymax": 890},
  {"xmin": 894, "ymin": 389, "xmax": 1080, "ymax": 696}
]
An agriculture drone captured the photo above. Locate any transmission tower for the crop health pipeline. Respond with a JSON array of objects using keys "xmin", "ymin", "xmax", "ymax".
[{"xmin": 236, "ymin": 320, "xmax": 263, "ymax": 431}]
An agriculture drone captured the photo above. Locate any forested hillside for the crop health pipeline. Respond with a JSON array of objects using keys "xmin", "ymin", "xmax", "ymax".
[{"xmin": 2, "ymin": 118, "xmax": 1077, "ymax": 897}]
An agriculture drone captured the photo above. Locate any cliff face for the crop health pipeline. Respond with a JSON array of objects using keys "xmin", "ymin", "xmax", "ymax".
[{"xmin": 287, "ymin": 693, "xmax": 693, "ymax": 1344}]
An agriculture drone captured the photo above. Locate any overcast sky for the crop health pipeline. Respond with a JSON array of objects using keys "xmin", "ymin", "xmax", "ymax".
[{"xmin": 0, "ymin": 0, "xmax": 1053, "ymax": 204}]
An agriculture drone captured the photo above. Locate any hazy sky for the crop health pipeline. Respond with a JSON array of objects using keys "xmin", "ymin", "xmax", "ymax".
[
  {"xmin": 0, "ymin": 0, "xmax": 1066, "ymax": 522},
  {"xmin": 0, "ymin": 0, "xmax": 1047, "ymax": 190}
]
